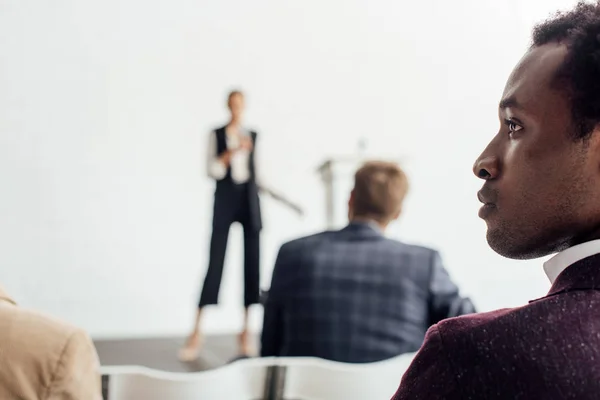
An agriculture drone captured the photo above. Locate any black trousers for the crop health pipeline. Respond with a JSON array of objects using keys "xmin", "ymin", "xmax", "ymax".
[{"xmin": 199, "ymin": 183, "xmax": 260, "ymax": 308}]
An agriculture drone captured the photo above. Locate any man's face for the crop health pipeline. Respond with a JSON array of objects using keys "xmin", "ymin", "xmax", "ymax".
[
  {"xmin": 473, "ymin": 43, "xmax": 600, "ymax": 259},
  {"xmin": 228, "ymin": 93, "xmax": 245, "ymax": 120}
]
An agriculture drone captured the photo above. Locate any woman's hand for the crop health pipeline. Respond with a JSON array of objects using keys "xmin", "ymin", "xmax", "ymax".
[
  {"xmin": 218, "ymin": 150, "xmax": 233, "ymax": 166},
  {"xmin": 239, "ymin": 136, "xmax": 253, "ymax": 151}
]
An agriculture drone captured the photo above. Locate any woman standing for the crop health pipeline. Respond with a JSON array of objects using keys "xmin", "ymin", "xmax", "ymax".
[{"xmin": 179, "ymin": 90, "xmax": 262, "ymax": 360}]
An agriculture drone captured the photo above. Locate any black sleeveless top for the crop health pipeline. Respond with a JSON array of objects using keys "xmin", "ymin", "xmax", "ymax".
[{"xmin": 211, "ymin": 126, "xmax": 262, "ymax": 231}]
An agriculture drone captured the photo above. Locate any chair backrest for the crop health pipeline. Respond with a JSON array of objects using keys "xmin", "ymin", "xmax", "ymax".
[
  {"xmin": 100, "ymin": 353, "xmax": 415, "ymax": 400},
  {"xmin": 100, "ymin": 357, "xmax": 275, "ymax": 400},
  {"xmin": 277, "ymin": 353, "xmax": 415, "ymax": 400}
]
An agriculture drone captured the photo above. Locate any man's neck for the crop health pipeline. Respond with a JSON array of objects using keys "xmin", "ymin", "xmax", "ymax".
[{"xmin": 350, "ymin": 217, "xmax": 387, "ymax": 232}]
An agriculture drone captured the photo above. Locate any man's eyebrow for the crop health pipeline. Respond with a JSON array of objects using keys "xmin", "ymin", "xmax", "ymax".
[{"xmin": 499, "ymin": 96, "xmax": 522, "ymax": 110}]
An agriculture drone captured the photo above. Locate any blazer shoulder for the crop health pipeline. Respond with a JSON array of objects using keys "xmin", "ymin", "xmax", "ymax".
[
  {"xmin": 434, "ymin": 307, "xmax": 517, "ymax": 351},
  {"xmin": 393, "ymin": 324, "xmax": 461, "ymax": 399},
  {"xmin": 438, "ymin": 307, "xmax": 514, "ymax": 329},
  {"xmin": 397, "ymin": 316, "xmax": 502, "ymax": 398},
  {"xmin": 384, "ymin": 239, "xmax": 439, "ymax": 259},
  {"xmin": 0, "ymin": 305, "xmax": 95, "ymax": 394},
  {"xmin": 1, "ymin": 305, "xmax": 81, "ymax": 349},
  {"xmin": 280, "ymin": 231, "xmax": 334, "ymax": 252},
  {"xmin": 43, "ymin": 327, "xmax": 101, "ymax": 400}
]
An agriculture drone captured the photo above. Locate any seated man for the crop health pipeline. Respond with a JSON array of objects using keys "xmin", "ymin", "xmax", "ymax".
[
  {"xmin": 0, "ymin": 286, "xmax": 101, "ymax": 399},
  {"xmin": 261, "ymin": 161, "xmax": 474, "ymax": 363},
  {"xmin": 392, "ymin": 2, "xmax": 600, "ymax": 399}
]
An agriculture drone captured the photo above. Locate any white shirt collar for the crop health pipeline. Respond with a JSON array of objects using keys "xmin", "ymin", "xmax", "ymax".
[{"xmin": 543, "ymin": 239, "xmax": 600, "ymax": 283}]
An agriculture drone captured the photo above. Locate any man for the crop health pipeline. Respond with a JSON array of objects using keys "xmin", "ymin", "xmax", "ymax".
[
  {"xmin": 261, "ymin": 161, "xmax": 474, "ymax": 363},
  {"xmin": 392, "ymin": 2, "xmax": 600, "ymax": 399},
  {"xmin": 0, "ymin": 286, "xmax": 101, "ymax": 399}
]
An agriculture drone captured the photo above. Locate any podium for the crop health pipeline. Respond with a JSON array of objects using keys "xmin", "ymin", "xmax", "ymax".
[{"xmin": 317, "ymin": 157, "xmax": 363, "ymax": 229}]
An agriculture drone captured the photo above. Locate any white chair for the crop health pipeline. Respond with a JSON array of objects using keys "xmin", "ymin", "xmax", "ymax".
[
  {"xmin": 277, "ymin": 353, "xmax": 416, "ymax": 400},
  {"xmin": 100, "ymin": 357, "xmax": 275, "ymax": 400}
]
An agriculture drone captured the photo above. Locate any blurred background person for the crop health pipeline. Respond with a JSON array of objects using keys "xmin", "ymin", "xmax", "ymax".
[
  {"xmin": 261, "ymin": 161, "xmax": 475, "ymax": 363},
  {"xmin": 0, "ymin": 285, "xmax": 101, "ymax": 399},
  {"xmin": 180, "ymin": 90, "xmax": 263, "ymax": 360}
]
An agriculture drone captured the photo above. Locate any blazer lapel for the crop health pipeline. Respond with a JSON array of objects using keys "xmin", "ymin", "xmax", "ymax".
[{"xmin": 545, "ymin": 253, "xmax": 600, "ymax": 298}]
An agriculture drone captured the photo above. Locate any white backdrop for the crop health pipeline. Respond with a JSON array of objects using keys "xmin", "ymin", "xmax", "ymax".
[{"xmin": 0, "ymin": 0, "xmax": 579, "ymax": 338}]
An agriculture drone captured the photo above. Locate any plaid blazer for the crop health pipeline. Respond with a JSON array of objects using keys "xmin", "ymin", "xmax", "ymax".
[{"xmin": 261, "ymin": 222, "xmax": 475, "ymax": 363}]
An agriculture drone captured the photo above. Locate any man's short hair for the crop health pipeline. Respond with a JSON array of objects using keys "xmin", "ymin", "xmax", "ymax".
[
  {"xmin": 352, "ymin": 161, "xmax": 409, "ymax": 223},
  {"xmin": 532, "ymin": 1, "xmax": 600, "ymax": 139}
]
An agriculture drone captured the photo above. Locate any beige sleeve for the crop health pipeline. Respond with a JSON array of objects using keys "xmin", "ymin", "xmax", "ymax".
[{"xmin": 45, "ymin": 329, "xmax": 102, "ymax": 400}]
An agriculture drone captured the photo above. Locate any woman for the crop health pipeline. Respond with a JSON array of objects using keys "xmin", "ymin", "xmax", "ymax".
[{"xmin": 179, "ymin": 90, "xmax": 262, "ymax": 360}]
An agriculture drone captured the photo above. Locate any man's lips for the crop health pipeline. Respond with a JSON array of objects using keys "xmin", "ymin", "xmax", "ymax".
[
  {"xmin": 477, "ymin": 187, "xmax": 497, "ymax": 219},
  {"xmin": 478, "ymin": 203, "xmax": 496, "ymax": 217},
  {"xmin": 477, "ymin": 187, "xmax": 497, "ymax": 205},
  {"xmin": 477, "ymin": 192, "xmax": 492, "ymax": 205}
]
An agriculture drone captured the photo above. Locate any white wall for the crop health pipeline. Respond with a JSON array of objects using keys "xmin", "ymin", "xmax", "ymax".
[{"xmin": 0, "ymin": 0, "xmax": 579, "ymax": 338}]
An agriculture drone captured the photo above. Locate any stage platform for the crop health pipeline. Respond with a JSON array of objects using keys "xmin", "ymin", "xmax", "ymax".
[{"xmin": 94, "ymin": 334, "xmax": 260, "ymax": 373}]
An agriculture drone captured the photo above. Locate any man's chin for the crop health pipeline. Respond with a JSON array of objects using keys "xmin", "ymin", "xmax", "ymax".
[{"xmin": 486, "ymin": 229, "xmax": 550, "ymax": 260}]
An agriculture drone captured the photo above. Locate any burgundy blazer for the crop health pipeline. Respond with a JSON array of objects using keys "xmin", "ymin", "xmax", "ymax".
[{"xmin": 391, "ymin": 254, "xmax": 600, "ymax": 400}]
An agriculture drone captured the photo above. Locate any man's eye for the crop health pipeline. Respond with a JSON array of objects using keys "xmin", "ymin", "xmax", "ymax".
[{"xmin": 506, "ymin": 120, "xmax": 522, "ymax": 133}]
